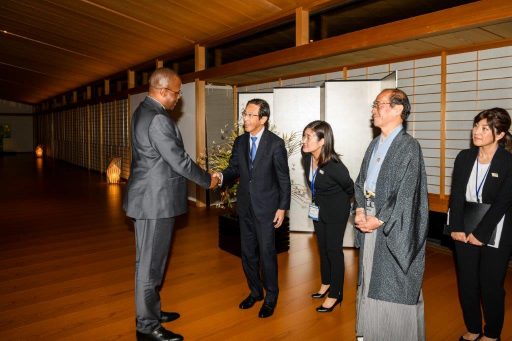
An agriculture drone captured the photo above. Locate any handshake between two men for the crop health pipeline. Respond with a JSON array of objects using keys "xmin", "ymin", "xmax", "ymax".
[{"xmin": 208, "ymin": 172, "xmax": 222, "ymax": 189}]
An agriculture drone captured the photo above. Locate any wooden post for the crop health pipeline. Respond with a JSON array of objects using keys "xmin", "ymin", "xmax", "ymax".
[
  {"xmin": 295, "ymin": 7, "xmax": 309, "ymax": 46},
  {"xmin": 440, "ymin": 51, "xmax": 447, "ymax": 199},
  {"xmin": 172, "ymin": 62, "xmax": 179, "ymax": 73},
  {"xmin": 195, "ymin": 44, "xmax": 206, "ymax": 71},
  {"xmin": 128, "ymin": 70, "xmax": 135, "ymax": 89},
  {"xmin": 232, "ymin": 85, "xmax": 238, "ymax": 124},
  {"xmin": 195, "ymin": 44, "xmax": 207, "ymax": 207},
  {"xmin": 104, "ymin": 79, "xmax": 110, "ymax": 95},
  {"xmin": 214, "ymin": 49, "xmax": 222, "ymax": 67}
]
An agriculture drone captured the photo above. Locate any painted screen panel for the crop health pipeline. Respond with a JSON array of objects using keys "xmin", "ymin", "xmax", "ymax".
[{"xmin": 273, "ymin": 87, "xmax": 322, "ymax": 232}]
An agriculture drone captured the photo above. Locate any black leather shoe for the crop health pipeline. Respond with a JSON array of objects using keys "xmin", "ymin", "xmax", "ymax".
[
  {"xmin": 316, "ymin": 297, "xmax": 342, "ymax": 312},
  {"xmin": 258, "ymin": 302, "xmax": 276, "ymax": 318},
  {"xmin": 239, "ymin": 295, "xmax": 263, "ymax": 309},
  {"xmin": 311, "ymin": 288, "xmax": 329, "ymax": 299},
  {"xmin": 160, "ymin": 311, "xmax": 180, "ymax": 323},
  {"xmin": 136, "ymin": 326, "xmax": 183, "ymax": 341}
]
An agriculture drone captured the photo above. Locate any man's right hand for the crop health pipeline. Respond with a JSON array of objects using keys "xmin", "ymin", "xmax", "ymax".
[
  {"xmin": 209, "ymin": 173, "xmax": 220, "ymax": 189},
  {"xmin": 354, "ymin": 208, "xmax": 366, "ymax": 226}
]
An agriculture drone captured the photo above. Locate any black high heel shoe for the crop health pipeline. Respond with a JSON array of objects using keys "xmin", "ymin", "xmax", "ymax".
[
  {"xmin": 311, "ymin": 288, "xmax": 329, "ymax": 299},
  {"xmin": 316, "ymin": 297, "xmax": 342, "ymax": 312},
  {"xmin": 459, "ymin": 334, "xmax": 482, "ymax": 341}
]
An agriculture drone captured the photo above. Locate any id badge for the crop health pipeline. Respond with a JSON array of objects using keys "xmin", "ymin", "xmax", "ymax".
[{"xmin": 308, "ymin": 203, "xmax": 320, "ymax": 221}]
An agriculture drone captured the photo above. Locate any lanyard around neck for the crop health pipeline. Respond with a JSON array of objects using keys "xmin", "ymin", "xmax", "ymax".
[
  {"xmin": 310, "ymin": 159, "xmax": 318, "ymax": 199},
  {"xmin": 475, "ymin": 161, "xmax": 491, "ymax": 203}
]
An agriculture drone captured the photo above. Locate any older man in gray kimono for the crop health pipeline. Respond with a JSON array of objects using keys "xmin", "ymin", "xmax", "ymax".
[{"xmin": 354, "ymin": 88, "xmax": 429, "ymax": 341}]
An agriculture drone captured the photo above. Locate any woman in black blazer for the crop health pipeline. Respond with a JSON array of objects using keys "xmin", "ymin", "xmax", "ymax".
[
  {"xmin": 302, "ymin": 120, "xmax": 354, "ymax": 312},
  {"xmin": 448, "ymin": 108, "xmax": 512, "ymax": 341}
]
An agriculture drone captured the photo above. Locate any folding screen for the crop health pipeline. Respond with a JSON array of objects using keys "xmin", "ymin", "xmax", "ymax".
[{"xmin": 273, "ymin": 87, "xmax": 322, "ymax": 232}]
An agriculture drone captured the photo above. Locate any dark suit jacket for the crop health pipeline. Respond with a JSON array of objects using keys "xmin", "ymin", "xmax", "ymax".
[
  {"xmin": 449, "ymin": 145, "xmax": 512, "ymax": 245},
  {"xmin": 222, "ymin": 129, "xmax": 291, "ymax": 221},
  {"xmin": 123, "ymin": 97, "xmax": 211, "ymax": 219},
  {"xmin": 303, "ymin": 155, "xmax": 354, "ymax": 224}
]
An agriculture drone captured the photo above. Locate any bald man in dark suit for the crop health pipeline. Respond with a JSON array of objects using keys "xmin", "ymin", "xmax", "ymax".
[{"xmin": 124, "ymin": 68, "xmax": 218, "ymax": 341}]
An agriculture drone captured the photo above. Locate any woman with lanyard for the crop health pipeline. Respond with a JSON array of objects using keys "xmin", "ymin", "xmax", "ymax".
[
  {"xmin": 448, "ymin": 108, "xmax": 512, "ymax": 341},
  {"xmin": 302, "ymin": 120, "xmax": 354, "ymax": 312}
]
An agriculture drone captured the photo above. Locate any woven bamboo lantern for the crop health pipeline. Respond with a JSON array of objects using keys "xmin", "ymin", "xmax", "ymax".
[{"xmin": 106, "ymin": 157, "xmax": 122, "ymax": 184}]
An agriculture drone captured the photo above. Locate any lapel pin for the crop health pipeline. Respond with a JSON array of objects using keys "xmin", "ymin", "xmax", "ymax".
[
  {"xmin": 319, "ymin": 169, "xmax": 324, "ymax": 175},
  {"xmin": 491, "ymin": 172, "xmax": 498, "ymax": 178}
]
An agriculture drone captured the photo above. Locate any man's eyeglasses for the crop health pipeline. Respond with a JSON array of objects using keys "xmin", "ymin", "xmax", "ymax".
[
  {"xmin": 159, "ymin": 87, "xmax": 182, "ymax": 98},
  {"xmin": 371, "ymin": 102, "xmax": 391, "ymax": 109},
  {"xmin": 241, "ymin": 110, "xmax": 260, "ymax": 119}
]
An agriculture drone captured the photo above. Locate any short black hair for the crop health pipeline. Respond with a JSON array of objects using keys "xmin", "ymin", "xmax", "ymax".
[{"xmin": 247, "ymin": 98, "xmax": 270, "ymax": 128}]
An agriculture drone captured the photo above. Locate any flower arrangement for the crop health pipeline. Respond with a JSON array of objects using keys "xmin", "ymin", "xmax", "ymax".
[{"xmin": 199, "ymin": 123, "xmax": 307, "ymax": 210}]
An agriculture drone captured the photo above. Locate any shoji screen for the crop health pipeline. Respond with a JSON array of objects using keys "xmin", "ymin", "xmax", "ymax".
[
  {"xmin": 348, "ymin": 58, "xmax": 442, "ymax": 194},
  {"xmin": 89, "ymin": 103, "xmax": 101, "ymax": 172},
  {"xmin": 445, "ymin": 46, "xmax": 512, "ymax": 194}
]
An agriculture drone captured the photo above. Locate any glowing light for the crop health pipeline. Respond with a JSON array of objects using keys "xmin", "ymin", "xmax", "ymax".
[
  {"xmin": 106, "ymin": 157, "xmax": 122, "ymax": 184},
  {"xmin": 35, "ymin": 145, "xmax": 43, "ymax": 157}
]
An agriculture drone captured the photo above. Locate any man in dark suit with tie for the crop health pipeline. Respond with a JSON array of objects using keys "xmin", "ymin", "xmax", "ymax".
[
  {"xmin": 214, "ymin": 98, "xmax": 291, "ymax": 318},
  {"xmin": 124, "ymin": 68, "xmax": 218, "ymax": 341}
]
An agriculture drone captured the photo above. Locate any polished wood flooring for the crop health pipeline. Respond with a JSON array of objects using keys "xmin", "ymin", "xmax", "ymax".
[{"xmin": 1, "ymin": 154, "xmax": 511, "ymax": 340}]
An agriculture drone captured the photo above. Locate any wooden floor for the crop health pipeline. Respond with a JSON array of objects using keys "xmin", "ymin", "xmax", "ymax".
[{"xmin": 0, "ymin": 154, "xmax": 511, "ymax": 341}]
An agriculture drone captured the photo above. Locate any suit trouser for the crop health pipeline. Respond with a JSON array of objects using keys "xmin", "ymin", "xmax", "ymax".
[
  {"xmin": 313, "ymin": 219, "xmax": 346, "ymax": 300},
  {"xmin": 239, "ymin": 204, "xmax": 279, "ymax": 303},
  {"xmin": 454, "ymin": 241, "xmax": 512, "ymax": 338},
  {"xmin": 134, "ymin": 218, "xmax": 174, "ymax": 333}
]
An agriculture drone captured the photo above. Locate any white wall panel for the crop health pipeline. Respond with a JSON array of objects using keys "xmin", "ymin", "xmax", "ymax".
[
  {"xmin": 415, "ymin": 56, "xmax": 441, "ymax": 67},
  {"xmin": 447, "ymin": 51, "xmax": 477, "ymax": 63},
  {"xmin": 447, "ymin": 81, "xmax": 477, "ymax": 92},
  {"xmin": 178, "ymin": 82, "xmax": 198, "ymax": 201},
  {"xmin": 323, "ymin": 80, "xmax": 382, "ymax": 246},
  {"xmin": 479, "ymin": 46, "xmax": 512, "ymax": 59},
  {"xmin": 447, "ymin": 61, "xmax": 477, "ymax": 73}
]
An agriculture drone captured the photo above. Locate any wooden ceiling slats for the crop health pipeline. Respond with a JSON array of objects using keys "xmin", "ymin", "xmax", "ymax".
[
  {"xmin": 0, "ymin": 0, "xmax": 511, "ymax": 104},
  {"xmin": 482, "ymin": 22, "xmax": 512, "ymax": 38}
]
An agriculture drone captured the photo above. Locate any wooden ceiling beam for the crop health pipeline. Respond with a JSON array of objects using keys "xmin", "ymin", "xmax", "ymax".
[
  {"xmin": 192, "ymin": 0, "xmax": 512, "ymax": 83},
  {"xmin": 197, "ymin": 0, "xmax": 351, "ymax": 48}
]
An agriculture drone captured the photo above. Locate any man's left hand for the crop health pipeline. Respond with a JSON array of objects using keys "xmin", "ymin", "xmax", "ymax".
[
  {"xmin": 273, "ymin": 209, "xmax": 286, "ymax": 228},
  {"xmin": 356, "ymin": 215, "xmax": 382, "ymax": 233}
]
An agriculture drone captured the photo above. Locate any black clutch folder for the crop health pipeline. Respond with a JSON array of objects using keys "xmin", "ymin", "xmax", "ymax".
[{"xmin": 444, "ymin": 201, "xmax": 497, "ymax": 245}]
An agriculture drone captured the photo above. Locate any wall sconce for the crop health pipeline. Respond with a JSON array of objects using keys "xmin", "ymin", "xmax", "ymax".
[
  {"xmin": 35, "ymin": 145, "xmax": 43, "ymax": 158},
  {"xmin": 106, "ymin": 157, "xmax": 122, "ymax": 184}
]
